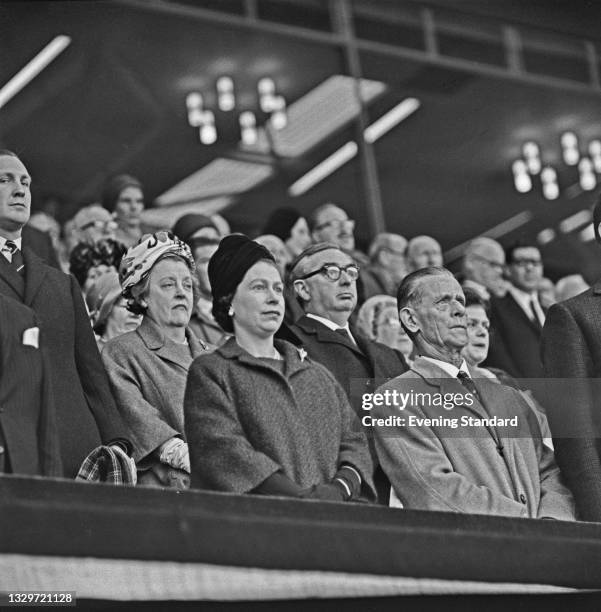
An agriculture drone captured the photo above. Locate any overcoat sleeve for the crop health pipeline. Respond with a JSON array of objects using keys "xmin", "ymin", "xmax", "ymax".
[
  {"xmin": 102, "ymin": 341, "xmax": 179, "ymax": 462},
  {"xmin": 71, "ymin": 274, "xmax": 132, "ymax": 447},
  {"xmin": 330, "ymin": 372, "xmax": 376, "ymax": 500},
  {"xmin": 184, "ymin": 358, "xmax": 281, "ymax": 493}
]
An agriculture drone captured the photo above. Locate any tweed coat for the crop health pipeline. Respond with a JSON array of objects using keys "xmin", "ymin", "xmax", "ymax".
[
  {"xmin": 541, "ymin": 281, "xmax": 601, "ymax": 521},
  {"xmin": 0, "ymin": 246, "xmax": 129, "ymax": 477},
  {"xmin": 184, "ymin": 337, "xmax": 375, "ymax": 498},
  {"xmin": 102, "ymin": 316, "xmax": 210, "ymax": 463},
  {"xmin": 0, "ymin": 295, "xmax": 61, "ymax": 476},
  {"xmin": 372, "ymin": 357, "xmax": 575, "ymax": 519},
  {"xmin": 278, "ymin": 315, "xmax": 407, "ymax": 503},
  {"xmin": 485, "ymin": 291, "xmax": 544, "ymax": 379}
]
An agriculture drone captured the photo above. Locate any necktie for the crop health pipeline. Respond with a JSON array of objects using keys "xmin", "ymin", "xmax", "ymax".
[
  {"xmin": 529, "ymin": 297, "xmax": 544, "ymax": 328},
  {"xmin": 335, "ymin": 327, "xmax": 352, "ymax": 342},
  {"xmin": 3, "ymin": 241, "xmax": 24, "ymax": 276},
  {"xmin": 456, "ymin": 370, "xmax": 480, "ymax": 402}
]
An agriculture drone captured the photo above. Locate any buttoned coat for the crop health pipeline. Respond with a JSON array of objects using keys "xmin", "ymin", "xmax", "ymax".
[
  {"xmin": 102, "ymin": 316, "xmax": 210, "ymax": 462},
  {"xmin": 541, "ymin": 280, "xmax": 601, "ymax": 521},
  {"xmin": 372, "ymin": 357, "xmax": 575, "ymax": 519},
  {"xmin": 0, "ymin": 295, "xmax": 61, "ymax": 476},
  {"xmin": 0, "ymin": 247, "xmax": 129, "ymax": 477},
  {"xmin": 184, "ymin": 338, "xmax": 375, "ymax": 499}
]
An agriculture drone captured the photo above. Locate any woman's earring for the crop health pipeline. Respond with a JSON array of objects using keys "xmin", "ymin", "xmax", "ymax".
[{"xmin": 228, "ymin": 305, "xmax": 234, "ymax": 316}]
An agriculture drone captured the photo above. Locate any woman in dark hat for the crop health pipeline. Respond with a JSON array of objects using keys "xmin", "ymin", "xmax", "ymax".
[
  {"xmin": 101, "ymin": 174, "xmax": 145, "ymax": 247},
  {"xmin": 102, "ymin": 231, "xmax": 211, "ymax": 489},
  {"xmin": 262, "ymin": 207, "xmax": 311, "ymax": 260},
  {"xmin": 184, "ymin": 234, "xmax": 375, "ymax": 502}
]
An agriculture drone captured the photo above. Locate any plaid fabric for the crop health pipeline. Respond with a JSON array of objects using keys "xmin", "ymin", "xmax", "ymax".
[{"xmin": 76, "ymin": 445, "xmax": 136, "ymax": 485}]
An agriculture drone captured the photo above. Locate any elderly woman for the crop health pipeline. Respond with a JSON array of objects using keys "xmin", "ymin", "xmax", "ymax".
[
  {"xmin": 184, "ymin": 234, "xmax": 375, "ymax": 502},
  {"xmin": 85, "ymin": 270, "xmax": 141, "ymax": 350},
  {"xmin": 102, "ymin": 231, "xmax": 211, "ymax": 488},
  {"xmin": 356, "ymin": 294, "xmax": 414, "ymax": 366}
]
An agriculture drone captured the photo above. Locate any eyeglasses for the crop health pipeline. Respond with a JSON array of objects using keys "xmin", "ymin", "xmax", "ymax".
[
  {"xmin": 512, "ymin": 258, "xmax": 542, "ymax": 268},
  {"xmin": 80, "ymin": 219, "xmax": 117, "ymax": 231},
  {"xmin": 297, "ymin": 263, "xmax": 360, "ymax": 282},
  {"xmin": 314, "ymin": 219, "xmax": 355, "ymax": 232},
  {"xmin": 472, "ymin": 255, "xmax": 504, "ymax": 271}
]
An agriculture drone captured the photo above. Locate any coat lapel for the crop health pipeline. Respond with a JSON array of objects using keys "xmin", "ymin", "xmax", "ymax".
[
  {"xmin": 23, "ymin": 247, "xmax": 49, "ymax": 306},
  {"xmin": 297, "ymin": 315, "xmax": 365, "ymax": 357},
  {"xmin": 410, "ymin": 357, "xmax": 491, "ymax": 421},
  {"xmin": 503, "ymin": 293, "xmax": 542, "ymax": 336},
  {"xmin": 0, "ymin": 252, "xmax": 25, "ymax": 299},
  {"xmin": 137, "ymin": 317, "xmax": 200, "ymax": 371}
]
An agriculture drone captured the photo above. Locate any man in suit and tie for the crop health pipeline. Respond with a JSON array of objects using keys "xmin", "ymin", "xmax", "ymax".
[
  {"xmin": 0, "ymin": 150, "xmax": 132, "ymax": 477},
  {"xmin": 541, "ymin": 196, "xmax": 601, "ymax": 522},
  {"xmin": 281, "ymin": 242, "xmax": 407, "ymax": 503},
  {"xmin": 485, "ymin": 243, "xmax": 546, "ymax": 379},
  {"xmin": 371, "ymin": 267, "xmax": 574, "ymax": 519}
]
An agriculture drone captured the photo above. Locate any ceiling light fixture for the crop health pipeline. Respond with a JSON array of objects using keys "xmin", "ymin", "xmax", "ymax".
[{"xmin": 0, "ymin": 35, "xmax": 71, "ymax": 110}]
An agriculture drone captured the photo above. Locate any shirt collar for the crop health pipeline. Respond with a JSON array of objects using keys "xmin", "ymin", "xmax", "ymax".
[
  {"xmin": 421, "ymin": 355, "xmax": 469, "ymax": 378},
  {"xmin": 0, "ymin": 236, "xmax": 22, "ymax": 250},
  {"xmin": 306, "ymin": 313, "xmax": 356, "ymax": 344}
]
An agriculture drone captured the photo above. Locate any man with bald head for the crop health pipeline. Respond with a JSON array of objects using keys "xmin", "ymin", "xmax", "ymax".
[
  {"xmin": 406, "ymin": 235, "xmax": 443, "ymax": 272},
  {"xmin": 281, "ymin": 242, "xmax": 407, "ymax": 503},
  {"xmin": 370, "ymin": 266, "xmax": 574, "ymax": 518},
  {"xmin": 360, "ymin": 232, "xmax": 408, "ymax": 302},
  {"xmin": 309, "ymin": 203, "xmax": 368, "ymax": 266},
  {"xmin": 461, "ymin": 237, "xmax": 507, "ymax": 300}
]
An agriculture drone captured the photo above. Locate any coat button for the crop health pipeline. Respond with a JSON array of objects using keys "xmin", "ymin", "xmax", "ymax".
[
  {"xmin": 519, "ymin": 493, "xmax": 527, "ymax": 504},
  {"xmin": 0, "ymin": 446, "xmax": 4, "ymax": 455}
]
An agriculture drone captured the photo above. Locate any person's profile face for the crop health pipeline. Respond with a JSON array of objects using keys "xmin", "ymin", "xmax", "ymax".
[{"xmin": 0, "ymin": 155, "xmax": 31, "ymax": 234}]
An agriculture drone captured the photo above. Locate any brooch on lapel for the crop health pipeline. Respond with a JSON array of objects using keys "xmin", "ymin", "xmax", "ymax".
[{"xmin": 298, "ymin": 347, "xmax": 307, "ymax": 362}]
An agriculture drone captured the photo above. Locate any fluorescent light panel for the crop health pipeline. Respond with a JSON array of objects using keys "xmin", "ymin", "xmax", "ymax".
[
  {"xmin": 559, "ymin": 209, "xmax": 592, "ymax": 234},
  {"xmin": 288, "ymin": 98, "xmax": 420, "ymax": 196},
  {"xmin": 0, "ymin": 35, "xmax": 71, "ymax": 110},
  {"xmin": 288, "ymin": 142, "xmax": 358, "ymax": 197},
  {"xmin": 364, "ymin": 98, "xmax": 420, "ymax": 144}
]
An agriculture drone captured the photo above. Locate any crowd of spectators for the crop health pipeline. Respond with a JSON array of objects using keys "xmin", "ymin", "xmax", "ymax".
[{"xmin": 3, "ymin": 147, "xmax": 601, "ymax": 522}]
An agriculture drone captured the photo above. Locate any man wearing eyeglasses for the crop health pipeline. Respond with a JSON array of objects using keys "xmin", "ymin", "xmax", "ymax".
[
  {"xmin": 309, "ymin": 203, "xmax": 369, "ymax": 266},
  {"xmin": 460, "ymin": 237, "xmax": 507, "ymax": 301},
  {"xmin": 71, "ymin": 204, "xmax": 118, "ymax": 246},
  {"xmin": 282, "ymin": 242, "xmax": 407, "ymax": 504},
  {"xmin": 485, "ymin": 243, "xmax": 546, "ymax": 379}
]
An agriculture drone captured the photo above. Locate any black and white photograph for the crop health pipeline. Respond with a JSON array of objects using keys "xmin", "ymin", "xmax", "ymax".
[{"xmin": 1, "ymin": 1, "xmax": 601, "ymax": 609}]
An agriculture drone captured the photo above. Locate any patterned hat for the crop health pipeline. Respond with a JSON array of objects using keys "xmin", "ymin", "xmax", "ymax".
[{"xmin": 119, "ymin": 231, "xmax": 194, "ymax": 300}]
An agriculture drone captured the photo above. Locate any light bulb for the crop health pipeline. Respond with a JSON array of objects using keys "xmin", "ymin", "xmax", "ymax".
[
  {"xmin": 258, "ymin": 78, "xmax": 275, "ymax": 96},
  {"xmin": 186, "ymin": 92, "xmax": 203, "ymax": 110},
  {"xmin": 542, "ymin": 181, "xmax": 559, "ymax": 200},
  {"xmin": 200, "ymin": 124, "xmax": 217, "ymax": 145}
]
